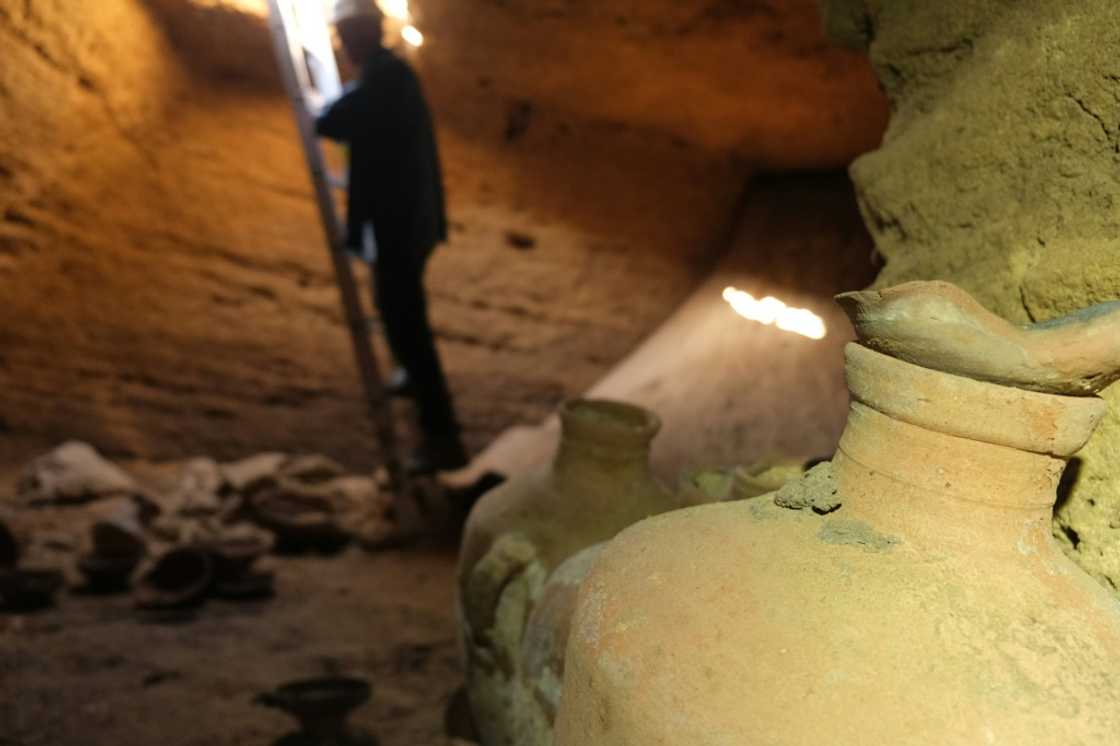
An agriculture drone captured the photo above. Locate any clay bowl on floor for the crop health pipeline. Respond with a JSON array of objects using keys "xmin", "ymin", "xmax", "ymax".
[
  {"xmin": 78, "ymin": 553, "xmax": 141, "ymax": 593},
  {"xmin": 250, "ymin": 490, "xmax": 350, "ymax": 554},
  {"xmin": 256, "ymin": 676, "xmax": 372, "ymax": 742},
  {"xmin": 134, "ymin": 547, "xmax": 214, "ymax": 610},
  {"xmin": 204, "ymin": 530, "xmax": 269, "ymax": 577},
  {"xmin": 202, "ymin": 535, "xmax": 270, "ymax": 581},
  {"xmin": 91, "ymin": 521, "xmax": 146, "ymax": 560},
  {"xmin": 0, "ymin": 567, "xmax": 65, "ymax": 612}
]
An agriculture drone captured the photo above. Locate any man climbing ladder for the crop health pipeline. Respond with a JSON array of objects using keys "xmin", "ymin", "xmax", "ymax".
[
  {"xmin": 316, "ymin": 0, "xmax": 466, "ymax": 475},
  {"xmin": 269, "ymin": 0, "xmax": 468, "ymax": 477}
]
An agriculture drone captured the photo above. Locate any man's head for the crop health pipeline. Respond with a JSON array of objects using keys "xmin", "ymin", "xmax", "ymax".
[{"xmin": 329, "ymin": 0, "xmax": 384, "ymax": 64}]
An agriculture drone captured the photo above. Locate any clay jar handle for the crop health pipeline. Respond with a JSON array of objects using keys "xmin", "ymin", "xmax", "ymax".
[{"xmin": 837, "ymin": 280, "xmax": 1120, "ymax": 395}]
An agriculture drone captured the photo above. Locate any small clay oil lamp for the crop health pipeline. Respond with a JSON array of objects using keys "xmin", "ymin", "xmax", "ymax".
[
  {"xmin": 0, "ymin": 520, "xmax": 64, "ymax": 612},
  {"xmin": 0, "ymin": 566, "xmax": 65, "ymax": 612},
  {"xmin": 202, "ymin": 535, "xmax": 275, "ymax": 600},
  {"xmin": 77, "ymin": 554, "xmax": 142, "ymax": 593},
  {"xmin": 256, "ymin": 676, "xmax": 377, "ymax": 745},
  {"xmin": 78, "ymin": 521, "xmax": 146, "ymax": 593},
  {"xmin": 134, "ymin": 547, "xmax": 214, "ymax": 610}
]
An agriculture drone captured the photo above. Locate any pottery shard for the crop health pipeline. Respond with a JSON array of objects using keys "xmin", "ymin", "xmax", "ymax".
[
  {"xmin": 318, "ymin": 475, "xmax": 380, "ymax": 510},
  {"xmin": 463, "ymin": 533, "xmax": 543, "ymax": 654},
  {"xmin": 774, "ymin": 462, "xmax": 841, "ymax": 515},
  {"xmin": 680, "ymin": 459, "xmax": 808, "ymax": 504},
  {"xmin": 17, "ymin": 442, "xmax": 139, "ymax": 505},
  {"xmin": 464, "ymin": 533, "xmax": 550, "ymax": 746},
  {"xmin": 735, "ymin": 458, "xmax": 810, "ymax": 500},
  {"xmin": 34, "ymin": 530, "xmax": 78, "ymax": 554},
  {"xmin": 278, "ymin": 454, "xmax": 348, "ymax": 485},
  {"xmin": 251, "ymin": 474, "xmax": 376, "ymax": 517},
  {"xmin": 837, "ymin": 281, "xmax": 1120, "ymax": 395},
  {"xmin": 219, "ymin": 452, "xmax": 288, "ymax": 494},
  {"xmin": 679, "ymin": 469, "xmax": 737, "ymax": 503},
  {"xmin": 149, "ymin": 511, "xmax": 270, "ymax": 549},
  {"xmin": 332, "ymin": 476, "xmax": 396, "ymax": 545},
  {"xmin": 164, "ymin": 457, "xmax": 226, "ymax": 516},
  {"xmin": 88, "ymin": 497, "xmax": 148, "ymax": 558}
]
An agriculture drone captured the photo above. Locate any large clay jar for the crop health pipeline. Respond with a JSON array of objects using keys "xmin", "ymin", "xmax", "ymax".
[
  {"xmin": 555, "ymin": 282, "xmax": 1120, "ymax": 745},
  {"xmin": 458, "ymin": 399, "xmax": 691, "ymax": 746}
]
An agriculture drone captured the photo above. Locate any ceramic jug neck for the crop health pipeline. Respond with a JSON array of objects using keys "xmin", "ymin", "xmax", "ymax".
[
  {"xmin": 833, "ymin": 344, "xmax": 1107, "ymax": 554},
  {"xmin": 553, "ymin": 437, "xmax": 653, "ymax": 484},
  {"xmin": 552, "ymin": 399, "xmax": 659, "ymax": 485},
  {"xmin": 833, "ymin": 402, "xmax": 1065, "ymax": 555},
  {"xmin": 837, "ymin": 401, "xmax": 1066, "ymax": 514}
]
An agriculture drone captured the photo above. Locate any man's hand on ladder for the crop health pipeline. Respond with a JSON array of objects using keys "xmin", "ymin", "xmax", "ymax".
[{"xmin": 302, "ymin": 90, "xmax": 326, "ymax": 117}]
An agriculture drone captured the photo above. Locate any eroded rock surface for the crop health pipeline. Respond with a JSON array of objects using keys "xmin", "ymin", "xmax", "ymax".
[
  {"xmin": 827, "ymin": 0, "xmax": 1120, "ymax": 593},
  {"xmin": 0, "ymin": 0, "xmax": 888, "ymax": 469}
]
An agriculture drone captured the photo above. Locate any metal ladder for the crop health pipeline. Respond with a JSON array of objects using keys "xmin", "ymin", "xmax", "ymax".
[{"xmin": 264, "ymin": 0, "xmax": 407, "ymax": 493}]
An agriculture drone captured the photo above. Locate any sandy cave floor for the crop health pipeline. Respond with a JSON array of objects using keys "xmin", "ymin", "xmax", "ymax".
[
  {"xmin": 0, "ymin": 457, "xmax": 470, "ymax": 746},
  {"xmin": 0, "ymin": 545, "xmax": 464, "ymax": 746},
  {"xmin": 0, "ymin": 445, "xmax": 472, "ymax": 746}
]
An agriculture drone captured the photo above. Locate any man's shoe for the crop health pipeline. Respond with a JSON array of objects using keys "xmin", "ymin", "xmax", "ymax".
[
  {"xmin": 407, "ymin": 436, "xmax": 470, "ymax": 476},
  {"xmin": 384, "ymin": 368, "xmax": 415, "ymax": 399}
]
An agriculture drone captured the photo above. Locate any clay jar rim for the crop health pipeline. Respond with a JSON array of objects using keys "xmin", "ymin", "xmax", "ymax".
[
  {"xmin": 844, "ymin": 343, "xmax": 1106, "ymax": 457},
  {"xmin": 558, "ymin": 399, "xmax": 661, "ymax": 452}
]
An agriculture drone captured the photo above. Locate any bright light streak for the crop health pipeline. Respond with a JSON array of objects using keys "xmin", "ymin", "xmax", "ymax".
[
  {"xmin": 401, "ymin": 24, "xmax": 424, "ymax": 47},
  {"xmin": 378, "ymin": 0, "xmax": 411, "ymax": 21},
  {"xmin": 722, "ymin": 286, "xmax": 827, "ymax": 340}
]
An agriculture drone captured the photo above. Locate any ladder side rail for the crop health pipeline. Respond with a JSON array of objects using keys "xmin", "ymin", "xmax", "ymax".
[{"xmin": 265, "ymin": 0, "xmax": 406, "ymax": 491}]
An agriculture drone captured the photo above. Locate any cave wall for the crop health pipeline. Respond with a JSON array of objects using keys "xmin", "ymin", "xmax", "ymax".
[
  {"xmin": 0, "ymin": 0, "xmax": 768, "ymax": 467},
  {"xmin": 135, "ymin": 0, "xmax": 890, "ymax": 168},
  {"xmin": 415, "ymin": 0, "xmax": 888, "ymax": 169},
  {"xmin": 0, "ymin": 0, "xmax": 887, "ymax": 470},
  {"xmin": 828, "ymin": 0, "xmax": 1120, "ymax": 592}
]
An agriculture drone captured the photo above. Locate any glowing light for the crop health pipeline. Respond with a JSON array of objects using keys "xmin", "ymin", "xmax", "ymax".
[
  {"xmin": 377, "ymin": 0, "xmax": 411, "ymax": 21},
  {"xmin": 401, "ymin": 24, "xmax": 424, "ymax": 47},
  {"xmin": 722, "ymin": 286, "xmax": 827, "ymax": 340}
]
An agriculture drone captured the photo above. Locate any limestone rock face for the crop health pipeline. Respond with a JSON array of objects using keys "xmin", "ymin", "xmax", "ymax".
[
  {"xmin": 0, "ymin": 0, "xmax": 745, "ymax": 463},
  {"xmin": 145, "ymin": 0, "xmax": 889, "ymax": 167},
  {"xmin": 417, "ymin": 0, "xmax": 888, "ymax": 169},
  {"xmin": 0, "ymin": 0, "xmax": 887, "ymax": 465},
  {"xmin": 825, "ymin": 0, "xmax": 1120, "ymax": 594}
]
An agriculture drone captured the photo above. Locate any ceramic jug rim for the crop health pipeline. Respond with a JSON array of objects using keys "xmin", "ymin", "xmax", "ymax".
[
  {"xmin": 844, "ymin": 343, "xmax": 1106, "ymax": 457},
  {"xmin": 558, "ymin": 399, "xmax": 661, "ymax": 447}
]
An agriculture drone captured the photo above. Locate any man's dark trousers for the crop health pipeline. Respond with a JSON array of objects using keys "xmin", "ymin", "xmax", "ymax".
[{"xmin": 372, "ymin": 249, "xmax": 458, "ymax": 439}]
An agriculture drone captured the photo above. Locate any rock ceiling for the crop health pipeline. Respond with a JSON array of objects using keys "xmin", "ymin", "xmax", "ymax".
[{"xmin": 154, "ymin": 0, "xmax": 888, "ymax": 168}]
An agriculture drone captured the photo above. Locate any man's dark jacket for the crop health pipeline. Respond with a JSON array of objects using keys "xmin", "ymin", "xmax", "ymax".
[{"xmin": 316, "ymin": 48, "xmax": 447, "ymax": 262}]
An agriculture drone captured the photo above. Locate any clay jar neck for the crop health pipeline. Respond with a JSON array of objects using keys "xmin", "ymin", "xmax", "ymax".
[
  {"xmin": 552, "ymin": 400, "xmax": 659, "ymax": 489},
  {"xmin": 833, "ymin": 344, "xmax": 1107, "ymax": 555}
]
